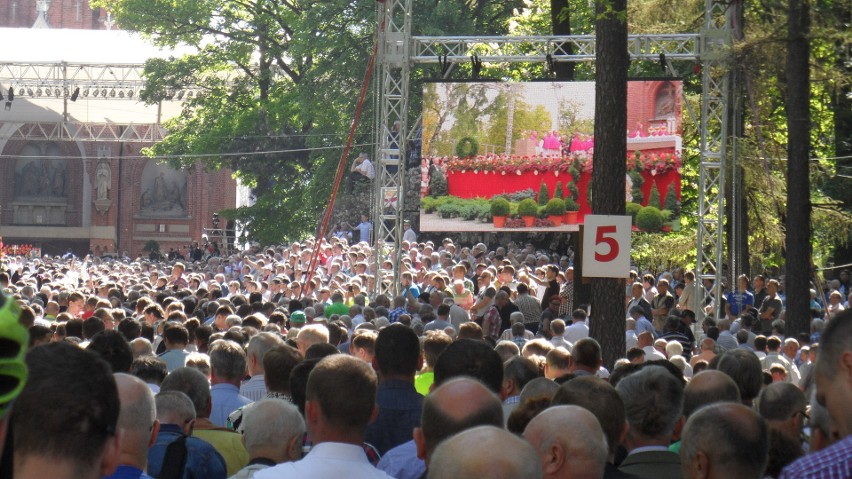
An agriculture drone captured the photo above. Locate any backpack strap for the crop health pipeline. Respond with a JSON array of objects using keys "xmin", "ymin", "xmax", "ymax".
[{"xmin": 159, "ymin": 433, "xmax": 189, "ymax": 479}]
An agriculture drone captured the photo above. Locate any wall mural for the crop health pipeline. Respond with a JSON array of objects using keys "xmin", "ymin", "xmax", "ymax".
[
  {"xmin": 14, "ymin": 143, "xmax": 68, "ymax": 199},
  {"xmin": 139, "ymin": 161, "xmax": 188, "ymax": 217}
]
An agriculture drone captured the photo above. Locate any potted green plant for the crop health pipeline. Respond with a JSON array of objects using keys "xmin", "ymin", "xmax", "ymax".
[
  {"xmin": 636, "ymin": 206, "xmax": 665, "ymax": 232},
  {"xmin": 564, "ymin": 198, "xmax": 580, "ymax": 224},
  {"xmin": 626, "ymin": 202, "xmax": 642, "ymax": 222},
  {"xmin": 544, "ymin": 198, "xmax": 566, "ymax": 226},
  {"xmin": 518, "ymin": 198, "xmax": 539, "ymax": 227},
  {"xmin": 660, "ymin": 209, "xmax": 674, "ymax": 232},
  {"xmin": 490, "ymin": 197, "xmax": 511, "ymax": 228}
]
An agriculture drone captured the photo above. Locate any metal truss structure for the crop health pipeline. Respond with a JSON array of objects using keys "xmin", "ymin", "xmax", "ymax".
[
  {"xmin": 411, "ymin": 34, "xmax": 701, "ymax": 63},
  {"xmin": 0, "ymin": 62, "xmax": 174, "ymax": 143},
  {"xmin": 373, "ymin": 0, "xmax": 731, "ymax": 308},
  {"xmin": 0, "ymin": 62, "xmax": 147, "ymax": 99},
  {"xmin": 372, "ymin": 0, "xmax": 412, "ymax": 292},
  {"xmin": 695, "ymin": 0, "xmax": 732, "ymax": 320},
  {"xmin": 3, "ymin": 121, "xmax": 166, "ymax": 143}
]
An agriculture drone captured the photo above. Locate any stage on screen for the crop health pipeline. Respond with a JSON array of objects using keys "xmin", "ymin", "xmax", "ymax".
[{"xmin": 418, "ymin": 80, "xmax": 683, "ymax": 233}]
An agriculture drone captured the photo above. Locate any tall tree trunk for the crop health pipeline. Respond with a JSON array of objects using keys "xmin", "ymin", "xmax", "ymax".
[
  {"xmin": 551, "ymin": 0, "xmax": 575, "ymax": 80},
  {"xmin": 589, "ymin": 0, "xmax": 627, "ymax": 369},
  {"xmin": 785, "ymin": 0, "xmax": 810, "ymax": 338}
]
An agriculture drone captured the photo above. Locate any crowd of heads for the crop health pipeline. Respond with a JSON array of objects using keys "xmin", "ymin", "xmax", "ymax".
[{"xmin": 0, "ymin": 243, "xmax": 850, "ymax": 479}]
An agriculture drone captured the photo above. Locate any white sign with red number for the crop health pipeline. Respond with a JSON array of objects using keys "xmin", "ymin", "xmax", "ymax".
[{"xmin": 582, "ymin": 215, "xmax": 632, "ymax": 278}]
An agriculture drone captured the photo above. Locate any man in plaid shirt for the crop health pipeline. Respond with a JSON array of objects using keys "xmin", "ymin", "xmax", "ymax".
[
  {"xmin": 513, "ymin": 283, "xmax": 542, "ymax": 332},
  {"xmin": 479, "ymin": 301, "xmax": 502, "ymax": 342},
  {"xmin": 779, "ymin": 310, "xmax": 852, "ymax": 479},
  {"xmin": 558, "ymin": 267, "xmax": 575, "ymax": 318}
]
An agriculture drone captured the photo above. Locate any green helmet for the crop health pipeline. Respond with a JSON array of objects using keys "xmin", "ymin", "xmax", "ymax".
[{"xmin": 0, "ymin": 291, "xmax": 27, "ymax": 418}]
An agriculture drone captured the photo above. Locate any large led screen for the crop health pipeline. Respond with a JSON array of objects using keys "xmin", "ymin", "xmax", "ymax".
[{"xmin": 419, "ymin": 80, "xmax": 683, "ymax": 232}]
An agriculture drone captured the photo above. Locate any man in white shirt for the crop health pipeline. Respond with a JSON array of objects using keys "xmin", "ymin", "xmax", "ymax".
[
  {"xmin": 564, "ymin": 310, "xmax": 590, "ymax": 345},
  {"xmin": 781, "ymin": 338, "xmax": 802, "ymax": 385},
  {"xmin": 256, "ymin": 355, "xmax": 395, "ymax": 479},
  {"xmin": 638, "ymin": 331, "xmax": 666, "ymax": 361},
  {"xmin": 241, "ymin": 332, "xmax": 285, "ymax": 401},
  {"xmin": 549, "ymin": 319, "xmax": 573, "ymax": 352},
  {"xmin": 348, "ymin": 152, "xmax": 375, "ymax": 193},
  {"xmin": 402, "ymin": 220, "xmax": 417, "ymax": 243},
  {"xmin": 625, "ymin": 318, "xmax": 639, "ymax": 350},
  {"xmin": 760, "ymin": 336, "xmax": 799, "ymax": 384}
]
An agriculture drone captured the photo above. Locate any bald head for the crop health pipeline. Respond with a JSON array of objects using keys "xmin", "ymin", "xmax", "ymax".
[
  {"xmin": 683, "ymin": 370, "xmax": 741, "ymax": 418},
  {"xmin": 757, "ymin": 382, "xmax": 806, "ymax": 421},
  {"xmin": 520, "ymin": 377, "xmax": 560, "ymax": 403},
  {"xmin": 551, "ymin": 376, "xmax": 626, "ymax": 458},
  {"xmin": 428, "ymin": 426, "xmax": 542, "ymax": 479},
  {"xmin": 114, "ymin": 373, "xmax": 156, "ymax": 434},
  {"xmin": 757, "ymin": 382, "xmax": 807, "ymax": 442},
  {"xmin": 680, "ymin": 403, "xmax": 768, "ymax": 479},
  {"xmin": 524, "ymin": 405, "xmax": 608, "ymax": 479},
  {"xmin": 114, "ymin": 373, "xmax": 158, "ymax": 468},
  {"xmin": 416, "ymin": 378, "xmax": 503, "ymax": 462}
]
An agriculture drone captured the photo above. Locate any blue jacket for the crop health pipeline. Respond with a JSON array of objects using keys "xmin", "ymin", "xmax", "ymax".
[{"xmin": 147, "ymin": 424, "xmax": 227, "ymax": 479}]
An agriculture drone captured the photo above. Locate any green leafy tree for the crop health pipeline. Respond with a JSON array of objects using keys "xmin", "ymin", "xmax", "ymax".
[
  {"xmin": 629, "ymin": 0, "xmax": 852, "ymax": 274},
  {"xmin": 91, "ymin": 0, "xmax": 378, "ymax": 244},
  {"xmin": 95, "ymin": 0, "xmax": 523, "ymax": 243},
  {"xmin": 424, "ymin": 83, "xmax": 496, "ymax": 156},
  {"xmin": 480, "ymin": 89, "xmax": 552, "ymax": 153}
]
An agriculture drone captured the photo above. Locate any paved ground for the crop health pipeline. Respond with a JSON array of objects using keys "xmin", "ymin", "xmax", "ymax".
[{"xmin": 420, "ymin": 213, "xmax": 581, "ymax": 233}]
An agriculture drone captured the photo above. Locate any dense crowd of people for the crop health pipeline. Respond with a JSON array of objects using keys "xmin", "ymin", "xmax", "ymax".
[{"xmin": 0, "ymin": 235, "xmax": 850, "ymax": 479}]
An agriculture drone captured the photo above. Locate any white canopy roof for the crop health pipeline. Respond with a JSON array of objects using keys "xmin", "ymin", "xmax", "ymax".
[{"xmin": 0, "ymin": 27, "xmax": 196, "ymax": 64}]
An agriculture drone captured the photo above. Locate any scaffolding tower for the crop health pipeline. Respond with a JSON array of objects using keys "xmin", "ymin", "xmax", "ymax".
[{"xmin": 372, "ymin": 0, "xmax": 731, "ymax": 320}]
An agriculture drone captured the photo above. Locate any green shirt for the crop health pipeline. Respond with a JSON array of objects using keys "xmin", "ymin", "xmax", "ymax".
[
  {"xmin": 414, "ymin": 371, "xmax": 434, "ymax": 396},
  {"xmin": 325, "ymin": 301, "xmax": 350, "ymax": 317}
]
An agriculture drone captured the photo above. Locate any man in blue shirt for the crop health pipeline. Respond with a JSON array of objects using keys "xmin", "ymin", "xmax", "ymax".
[
  {"xmin": 148, "ymin": 391, "xmax": 227, "ymax": 479},
  {"xmin": 365, "ymin": 324, "xmax": 424, "ymax": 455},
  {"xmin": 387, "ymin": 295, "xmax": 408, "ymax": 323},
  {"xmin": 401, "ymin": 271, "xmax": 421, "ymax": 301},
  {"xmin": 629, "ymin": 305, "xmax": 656, "ymax": 338},
  {"xmin": 158, "ymin": 323, "xmax": 192, "ymax": 372},
  {"xmin": 725, "ymin": 274, "xmax": 754, "ymax": 321},
  {"xmin": 209, "ymin": 340, "xmax": 252, "ymax": 427}
]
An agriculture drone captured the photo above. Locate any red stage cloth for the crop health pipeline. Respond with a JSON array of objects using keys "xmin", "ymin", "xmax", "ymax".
[
  {"xmin": 639, "ymin": 170, "xmax": 682, "ymax": 209},
  {"xmin": 446, "ymin": 169, "xmax": 681, "ymax": 215}
]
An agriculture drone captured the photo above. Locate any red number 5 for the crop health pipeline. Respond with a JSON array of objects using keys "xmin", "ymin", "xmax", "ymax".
[{"xmin": 595, "ymin": 225, "xmax": 619, "ymax": 262}]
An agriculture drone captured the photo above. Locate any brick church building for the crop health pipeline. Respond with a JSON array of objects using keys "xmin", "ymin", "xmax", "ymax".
[{"xmin": 0, "ymin": 0, "xmax": 238, "ymax": 258}]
